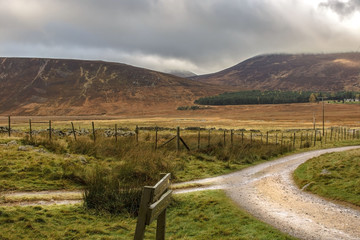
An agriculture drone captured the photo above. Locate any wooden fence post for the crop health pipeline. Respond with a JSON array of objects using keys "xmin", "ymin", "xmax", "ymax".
[
  {"xmin": 136, "ymin": 125, "xmax": 139, "ymax": 143},
  {"xmin": 92, "ymin": 122, "xmax": 96, "ymax": 142},
  {"xmin": 71, "ymin": 122, "xmax": 77, "ymax": 141},
  {"xmin": 155, "ymin": 126, "xmax": 158, "ymax": 150},
  {"xmin": 300, "ymin": 133, "xmax": 303, "ymax": 148},
  {"xmin": 293, "ymin": 132, "xmax": 296, "ymax": 149},
  {"xmin": 314, "ymin": 130, "xmax": 317, "ymax": 146},
  {"xmin": 281, "ymin": 133, "xmax": 283, "ymax": 147},
  {"xmin": 241, "ymin": 131, "xmax": 244, "ymax": 144},
  {"xmin": 29, "ymin": 119, "xmax": 32, "ymax": 140},
  {"xmin": 266, "ymin": 131, "xmax": 269, "ymax": 145},
  {"xmin": 230, "ymin": 130, "xmax": 233, "ymax": 147},
  {"xmin": 275, "ymin": 133, "xmax": 278, "ymax": 145},
  {"xmin": 330, "ymin": 128, "xmax": 333, "ymax": 141},
  {"xmin": 8, "ymin": 116, "xmax": 11, "ymax": 137},
  {"xmin": 115, "ymin": 124, "xmax": 118, "ymax": 142},
  {"xmin": 176, "ymin": 127, "xmax": 180, "ymax": 151},
  {"xmin": 250, "ymin": 132, "xmax": 253, "ymax": 144},
  {"xmin": 49, "ymin": 120, "xmax": 52, "ymax": 141}
]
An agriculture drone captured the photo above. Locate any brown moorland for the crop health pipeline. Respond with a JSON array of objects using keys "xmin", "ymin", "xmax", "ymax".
[{"xmin": 2, "ymin": 103, "xmax": 359, "ymax": 130}]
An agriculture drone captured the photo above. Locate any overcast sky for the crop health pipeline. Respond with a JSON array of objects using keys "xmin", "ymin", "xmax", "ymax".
[{"xmin": 1, "ymin": 0, "xmax": 360, "ymax": 74}]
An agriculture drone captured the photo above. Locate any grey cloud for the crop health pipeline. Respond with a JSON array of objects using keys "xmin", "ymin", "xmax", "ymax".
[
  {"xmin": 320, "ymin": 0, "xmax": 360, "ymax": 16},
  {"xmin": 0, "ymin": 0, "xmax": 360, "ymax": 74}
]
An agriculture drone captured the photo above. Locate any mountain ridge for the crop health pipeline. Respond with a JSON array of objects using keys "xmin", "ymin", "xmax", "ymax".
[
  {"xmin": 0, "ymin": 57, "xmax": 227, "ymax": 115},
  {"xmin": 191, "ymin": 52, "xmax": 360, "ymax": 91}
]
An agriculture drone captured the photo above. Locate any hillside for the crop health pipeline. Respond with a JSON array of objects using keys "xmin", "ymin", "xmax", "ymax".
[
  {"xmin": 192, "ymin": 53, "xmax": 360, "ymax": 91},
  {"xmin": 0, "ymin": 58, "xmax": 226, "ymax": 115}
]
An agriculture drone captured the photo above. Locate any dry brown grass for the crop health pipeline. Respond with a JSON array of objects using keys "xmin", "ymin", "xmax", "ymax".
[{"xmin": 1, "ymin": 103, "xmax": 359, "ymax": 131}]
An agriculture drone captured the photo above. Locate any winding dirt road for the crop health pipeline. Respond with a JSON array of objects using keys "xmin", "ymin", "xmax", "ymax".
[
  {"xmin": 175, "ymin": 146, "xmax": 360, "ymax": 240},
  {"xmin": 2, "ymin": 146, "xmax": 360, "ymax": 239}
]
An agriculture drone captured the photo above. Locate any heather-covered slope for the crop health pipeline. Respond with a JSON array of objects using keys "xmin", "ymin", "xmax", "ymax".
[
  {"xmin": 192, "ymin": 53, "xmax": 360, "ymax": 91},
  {"xmin": 0, "ymin": 58, "xmax": 225, "ymax": 115}
]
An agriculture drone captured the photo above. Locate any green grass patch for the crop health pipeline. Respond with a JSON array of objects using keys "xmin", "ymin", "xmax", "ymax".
[
  {"xmin": 294, "ymin": 148, "xmax": 360, "ymax": 206},
  {"xmin": 0, "ymin": 190, "xmax": 295, "ymax": 240},
  {"xmin": 0, "ymin": 144, "xmax": 86, "ymax": 191}
]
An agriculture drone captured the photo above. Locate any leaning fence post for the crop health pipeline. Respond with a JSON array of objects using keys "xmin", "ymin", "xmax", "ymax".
[{"xmin": 71, "ymin": 122, "xmax": 77, "ymax": 141}]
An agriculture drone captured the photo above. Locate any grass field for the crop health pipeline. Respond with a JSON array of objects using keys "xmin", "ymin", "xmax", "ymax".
[
  {"xmin": 293, "ymin": 148, "xmax": 360, "ymax": 207},
  {"xmin": 0, "ymin": 190, "xmax": 296, "ymax": 240}
]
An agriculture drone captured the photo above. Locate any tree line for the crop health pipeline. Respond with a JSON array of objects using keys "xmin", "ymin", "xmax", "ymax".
[{"xmin": 194, "ymin": 90, "xmax": 360, "ymax": 105}]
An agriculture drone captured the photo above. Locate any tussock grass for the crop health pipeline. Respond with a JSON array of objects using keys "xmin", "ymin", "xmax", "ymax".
[{"xmin": 294, "ymin": 148, "xmax": 360, "ymax": 206}]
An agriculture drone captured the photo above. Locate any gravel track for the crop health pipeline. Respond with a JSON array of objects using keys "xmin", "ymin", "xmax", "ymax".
[{"xmin": 175, "ymin": 146, "xmax": 360, "ymax": 240}]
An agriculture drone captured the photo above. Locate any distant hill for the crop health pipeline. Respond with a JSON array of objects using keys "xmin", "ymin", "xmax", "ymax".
[
  {"xmin": 0, "ymin": 58, "xmax": 226, "ymax": 115},
  {"xmin": 192, "ymin": 53, "xmax": 360, "ymax": 91}
]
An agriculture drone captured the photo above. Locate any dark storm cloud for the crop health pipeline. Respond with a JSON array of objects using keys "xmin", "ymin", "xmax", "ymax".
[
  {"xmin": 0, "ymin": 0, "xmax": 359, "ymax": 73},
  {"xmin": 320, "ymin": 0, "xmax": 360, "ymax": 16}
]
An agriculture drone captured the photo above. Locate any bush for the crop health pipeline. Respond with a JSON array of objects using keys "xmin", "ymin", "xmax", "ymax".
[{"xmin": 83, "ymin": 166, "xmax": 142, "ymax": 216}]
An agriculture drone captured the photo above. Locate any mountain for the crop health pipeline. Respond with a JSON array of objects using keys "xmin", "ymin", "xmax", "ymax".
[
  {"xmin": 192, "ymin": 53, "xmax": 360, "ymax": 91},
  {"xmin": 0, "ymin": 58, "xmax": 226, "ymax": 115}
]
